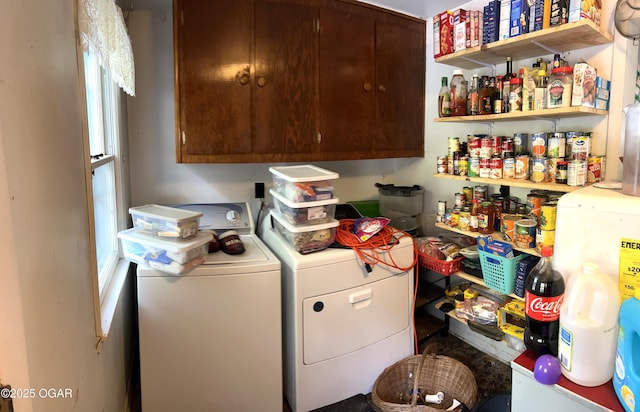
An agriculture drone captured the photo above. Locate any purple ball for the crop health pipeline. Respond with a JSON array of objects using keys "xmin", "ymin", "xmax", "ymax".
[{"xmin": 534, "ymin": 354, "xmax": 562, "ymax": 385}]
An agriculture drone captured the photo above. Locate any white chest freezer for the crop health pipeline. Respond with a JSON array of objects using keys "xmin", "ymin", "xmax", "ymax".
[{"xmin": 554, "ymin": 185, "xmax": 640, "ymax": 296}]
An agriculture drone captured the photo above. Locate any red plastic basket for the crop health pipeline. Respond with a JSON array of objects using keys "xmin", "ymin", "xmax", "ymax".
[{"xmin": 418, "ymin": 253, "xmax": 464, "ymax": 276}]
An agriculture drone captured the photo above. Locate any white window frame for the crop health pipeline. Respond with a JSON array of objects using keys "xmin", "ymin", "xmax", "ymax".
[{"xmin": 79, "ymin": 43, "xmax": 131, "ymax": 348}]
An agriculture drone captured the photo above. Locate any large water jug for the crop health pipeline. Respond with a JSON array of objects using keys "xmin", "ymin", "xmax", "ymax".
[
  {"xmin": 622, "ymin": 104, "xmax": 640, "ymax": 196},
  {"xmin": 614, "ymin": 289, "xmax": 640, "ymax": 412},
  {"xmin": 558, "ymin": 262, "xmax": 620, "ymax": 386}
]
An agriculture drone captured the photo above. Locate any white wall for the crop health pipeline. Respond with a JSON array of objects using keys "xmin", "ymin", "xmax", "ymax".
[{"xmin": 0, "ymin": 1, "xmax": 134, "ymax": 411}]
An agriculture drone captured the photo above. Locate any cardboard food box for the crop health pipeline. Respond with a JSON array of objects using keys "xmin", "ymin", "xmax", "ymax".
[
  {"xmin": 499, "ymin": 0, "xmax": 512, "ymax": 40},
  {"xmin": 571, "ymin": 61, "xmax": 597, "ymax": 107},
  {"xmin": 510, "ymin": 0, "xmax": 531, "ymax": 37},
  {"xmin": 438, "ymin": 11, "xmax": 454, "ymax": 57},
  {"xmin": 568, "ymin": 0, "xmax": 602, "ymax": 26},
  {"xmin": 550, "ymin": 0, "xmax": 569, "ymax": 26},
  {"xmin": 595, "ymin": 76, "xmax": 610, "ymax": 111}
]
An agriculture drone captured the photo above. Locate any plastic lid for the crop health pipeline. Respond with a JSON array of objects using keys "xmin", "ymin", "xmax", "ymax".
[
  {"xmin": 540, "ymin": 246, "xmax": 554, "ymax": 257},
  {"xmin": 129, "ymin": 204, "xmax": 203, "ymax": 222},
  {"xmin": 552, "ymin": 66, "xmax": 573, "ymax": 74},
  {"xmin": 583, "ymin": 262, "xmax": 600, "ymax": 275},
  {"xmin": 269, "ymin": 165, "xmax": 339, "ymax": 182},
  {"xmin": 453, "ymin": 69, "xmax": 464, "ymax": 75}
]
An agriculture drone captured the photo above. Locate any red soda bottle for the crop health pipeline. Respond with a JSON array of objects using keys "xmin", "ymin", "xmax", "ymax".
[{"xmin": 524, "ymin": 246, "xmax": 565, "ymax": 356}]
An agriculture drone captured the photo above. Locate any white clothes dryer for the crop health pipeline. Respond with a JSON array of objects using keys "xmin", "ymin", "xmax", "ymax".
[
  {"xmin": 259, "ymin": 211, "xmax": 414, "ymax": 412},
  {"xmin": 136, "ymin": 203, "xmax": 282, "ymax": 412}
]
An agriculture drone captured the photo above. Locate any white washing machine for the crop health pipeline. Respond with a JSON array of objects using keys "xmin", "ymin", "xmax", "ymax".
[
  {"xmin": 136, "ymin": 203, "xmax": 282, "ymax": 412},
  {"xmin": 259, "ymin": 211, "xmax": 414, "ymax": 412}
]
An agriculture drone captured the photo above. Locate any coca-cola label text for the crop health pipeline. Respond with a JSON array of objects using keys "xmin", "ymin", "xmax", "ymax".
[{"xmin": 525, "ymin": 291, "xmax": 564, "ymax": 322}]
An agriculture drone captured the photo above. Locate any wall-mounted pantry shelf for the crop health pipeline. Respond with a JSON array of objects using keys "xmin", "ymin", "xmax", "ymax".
[
  {"xmin": 434, "ymin": 222, "xmax": 541, "ymax": 257},
  {"xmin": 432, "ymin": 173, "xmax": 589, "ymax": 193},
  {"xmin": 434, "ymin": 20, "xmax": 613, "ymax": 70},
  {"xmin": 433, "ymin": 106, "xmax": 607, "ymax": 123}
]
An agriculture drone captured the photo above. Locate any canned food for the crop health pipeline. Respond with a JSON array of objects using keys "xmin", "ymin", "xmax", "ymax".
[
  {"xmin": 503, "ymin": 157, "xmax": 515, "ymax": 179},
  {"xmin": 515, "ymin": 155, "xmax": 530, "ymax": 180},
  {"xmin": 438, "ymin": 200, "xmax": 447, "ymax": 216},
  {"xmin": 570, "ymin": 134, "xmax": 590, "ymax": 161},
  {"xmin": 539, "ymin": 202, "xmax": 557, "ymax": 230},
  {"xmin": 536, "ymin": 227, "xmax": 555, "ymax": 252},
  {"xmin": 490, "ymin": 155, "xmax": 503, "ymax": 179},
  {"xmin": 454, "ymin": 192, "xmax": 466, "ymax": 208},
  {"xmin": 565, "ymin": 131, "xmax": 583, "ymax": 159},
  {"xmin": 459, "ymin": 207, "xmax": 471, "ymax": 231},
  {"xmin": 468, "ymin": 135, "xmax": 481, "ymax": 158},
  {"xmin": 474, "ymin": 185, "xmax": 488, "ymax": 201},
  {"xmin": 479, "ymin": 158, "xmax": 491, "ymax": 178},
  {"xmin": 515, "ymin": 219, "xmax": 537, "ymax": 249},
  {"xmin": 547, "ymin": 133, "xmax": 566, "ymax": 158},
  {"xmin": 447, "ymin": 155, "xmax": 454, "ymax": 175},
  {"xmin": 502, "ymin": 137, "xmax": 514, "ymax": 158},
  {"xmin": 556, "ymin": 161, "xmax": 568, "ymax": 184},
  {"xmin": 526, "ymin": 193, "xmax": 549, "ymax": 218},
  {"xmin": 567, "ymin": 160, "xmax": 587, "ymax": 186},
  {"xmin": 513, "ymin": 133, "xmax": 528, "ymax": 155},
  {"xmin": 462, "ymin": 186, "xmax": 473, "ymax": 203},
  {"xmin": 480, "ymin": 137, "xmax": 493, "ymax": 159},
  {"xmin": 437, "ymin": 155, "xmax": 448, "ymax": 173},
  {"xmin": 450, "ymin": 209, "xmax": 460, "ymax": 227},
  {"xmin": 531, "ymin": 133, "xmax": 548, "ymax": 158},
  {"xmin": 501, "ymin": 214, "xmax": 523, "ymax": 242},
  {"xmin": 458, "ymin": 155, "xmax": 469, "ymax": 176},
  {"xmin": 530, "ymin": 157, "xmax": 548, "ymax": 183},
  {"xmin": 469, "ymin": 157, "xmax": 480, "ymax": 177},
  {"xmin": 448, "ymin": 137, "xmax": 460, "ymax": 156},
  {"xmin": 491, "ymin": 136, "xmax": 503, "ymax": 157},
  {"xmin": 547, "ymin": 158, "xmax": 563, "ymax": 183},
  {"xmin": 587, "ymin": 155, "xmax": 605, "ymax": 183}
]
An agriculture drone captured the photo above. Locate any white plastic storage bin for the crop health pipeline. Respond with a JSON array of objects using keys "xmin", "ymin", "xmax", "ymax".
[
  {"xmin": 118, "ymin": 228, "xmax": 212, "ymax": 275},
  {"xmin": 270, "ymin": 188, "xmax": 338, "ymax": 225},
  {"xmin": 269, "ymin": 165, "xmax": 338, "ymax": 202},
  {"xmin": 129, "ymin": 204, "xmax": 202, "ymax": 239},
  {"xmin": 270, "ymin": 210, "xmax": 339, "ymax": 254}
]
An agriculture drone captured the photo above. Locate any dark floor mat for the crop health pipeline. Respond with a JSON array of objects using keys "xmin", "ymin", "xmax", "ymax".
[{"xmin": 311, "ymin": 393, "xmax": 375, "ymax": 412}]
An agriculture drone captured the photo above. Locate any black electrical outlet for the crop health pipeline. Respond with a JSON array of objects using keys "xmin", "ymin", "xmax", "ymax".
[{"xmin": 254, "ymin": 182, "xmax": 265, "ymax": 199}]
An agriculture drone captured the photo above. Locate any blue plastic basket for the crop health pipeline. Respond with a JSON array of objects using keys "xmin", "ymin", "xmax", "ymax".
[{"xmin": 478, "ymin": 250, "xmax": 528, "ymax": 294}]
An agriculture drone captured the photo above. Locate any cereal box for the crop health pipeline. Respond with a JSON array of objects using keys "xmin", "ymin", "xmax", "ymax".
[
  {"xmin": 439, "ymin": 11, "xmax": 454, "ymax": 57},
  {"xmin": 568, "ymin": 0, "xmax": 602, "ymax": 26},
  {"xmin": 571, "ymin": 61, "xmax": 597, "ymax": 107},
  {"xmin": 550, "ymin": 0, "xmax": 569, "ymax": 26}
]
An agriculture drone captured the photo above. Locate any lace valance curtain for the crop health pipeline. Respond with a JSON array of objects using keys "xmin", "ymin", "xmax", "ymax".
[{"xmin": 78, "ymin": 0, "xmax": 135, "ymax": 96}]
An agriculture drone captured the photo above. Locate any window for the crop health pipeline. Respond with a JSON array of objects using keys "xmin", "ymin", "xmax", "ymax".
[
  {"xmin": 81, "ymin": 44, "xmax": 131, "ymax": 344},
  {"xmin": 77, "ymin": 0, "xmax": 135, "ymax": 344}
]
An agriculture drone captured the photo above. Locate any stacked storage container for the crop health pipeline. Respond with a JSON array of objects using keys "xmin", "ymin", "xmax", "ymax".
[
  {"xmin": 268, "ymin": 165, "xmax": 340, "ymax": 254},
  {"xmin": 118, "ymin": 204, "xmax": 212, "ymax": 275}
]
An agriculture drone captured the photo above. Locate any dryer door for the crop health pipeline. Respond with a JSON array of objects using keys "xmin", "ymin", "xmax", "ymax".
[{"xmin": 302, "ymin": 272, "xmax": 410, "ymax": 364}]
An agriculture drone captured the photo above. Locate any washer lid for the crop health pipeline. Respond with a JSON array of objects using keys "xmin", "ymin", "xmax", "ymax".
[{"xmin": 169, "ymin": 203, "xmax": 254, "ymax": 235}]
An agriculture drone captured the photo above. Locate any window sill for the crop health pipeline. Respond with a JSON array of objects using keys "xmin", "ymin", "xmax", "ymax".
[{"xmin": 96, "ymin": 258, "xmax": 131, "ymax": 351}]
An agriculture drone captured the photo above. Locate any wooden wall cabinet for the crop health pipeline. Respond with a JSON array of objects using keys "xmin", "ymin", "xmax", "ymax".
[{"xmin": 174, "ymin": 0, "xmax": 425, "ymax": 163}]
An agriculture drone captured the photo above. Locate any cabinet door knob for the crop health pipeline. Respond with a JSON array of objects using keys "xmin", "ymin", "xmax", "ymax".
[
  {"xmin": 236, "ymin": 68, "xmax": 250, "ymax": 85},
  {"xmin": 378, "ymin": 84, "xmax": 386, "ymax": 93},
  {"xmin": 363, "ymin": 82, "xmax": 373, "ymax": 92},
  {"xmin": 257, "ymin": 76, "xmax": 267, "ymax": 87}
]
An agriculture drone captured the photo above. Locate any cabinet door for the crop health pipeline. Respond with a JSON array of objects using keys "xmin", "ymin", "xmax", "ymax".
[
  {"xmin": 254, "ymin": 0, "xmax": 318, "ymax": 157},
  {"xmin": 175, "ymin": 0, "xmax": 253, "ymax": 161},
  {"xmin": 318, "ymin": 5, "xmax": 375, "ymax": 156},
  {"xmin": 374, "ymin": 15, "xmax": 425, "ymax": 156}
]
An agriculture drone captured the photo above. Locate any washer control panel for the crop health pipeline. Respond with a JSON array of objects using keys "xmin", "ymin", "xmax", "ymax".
[{"xmin": 171, "ymin": 203, "xmax": 254, "ymax": 235}]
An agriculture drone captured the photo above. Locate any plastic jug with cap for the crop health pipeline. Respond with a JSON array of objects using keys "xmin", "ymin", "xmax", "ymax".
[
  {"xmin": 622, "ymin": 103, "xmax": 640, "ymax": 196},
  {"xmin": 614, "ymin": 288, "xmax": 640, "ymax": 412},
  {"xmin": 558, "ymin": 262, "xmax": 620, "ymax": 386}
]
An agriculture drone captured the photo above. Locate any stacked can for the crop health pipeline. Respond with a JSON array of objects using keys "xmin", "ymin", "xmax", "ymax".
[
  {"xmin": 565, "ymin": 131, "xmax": 588, "ymax": 186},
  {"xmin": 529, "ymin": 132, "xmax": 549, "ymax": 183},
  {"xmin": 514, "ymin": 133, "xmax": 529, "ymax": 180}
]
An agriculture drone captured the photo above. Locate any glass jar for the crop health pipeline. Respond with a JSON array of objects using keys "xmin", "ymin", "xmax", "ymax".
[
  {"xmin": 450, "ymin": 69, "xmax": 467, "ymax": 116},
  {"xmin": 478, "ymin": 201, "xmax": 495, "ymax": 234},
  {"xmin": 547, "ymin": 66, "xmax": 573, "ymax": 108}
]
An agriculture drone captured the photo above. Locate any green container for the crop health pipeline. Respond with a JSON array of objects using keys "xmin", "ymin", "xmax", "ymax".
[{"xmin": 347, "ymin": 200, "xmax": 380, "ymax": 218}]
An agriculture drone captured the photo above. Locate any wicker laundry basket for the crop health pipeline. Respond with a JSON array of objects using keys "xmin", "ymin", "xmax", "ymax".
[{"xmin": 371, "ymin": 346, "xmax": 477, "ymax": 412}]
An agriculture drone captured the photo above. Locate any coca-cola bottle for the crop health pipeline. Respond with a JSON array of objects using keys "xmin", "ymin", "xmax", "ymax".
[{"xmin": 524, "ymin": 246, "xmax": 565, "ymax": 357}]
